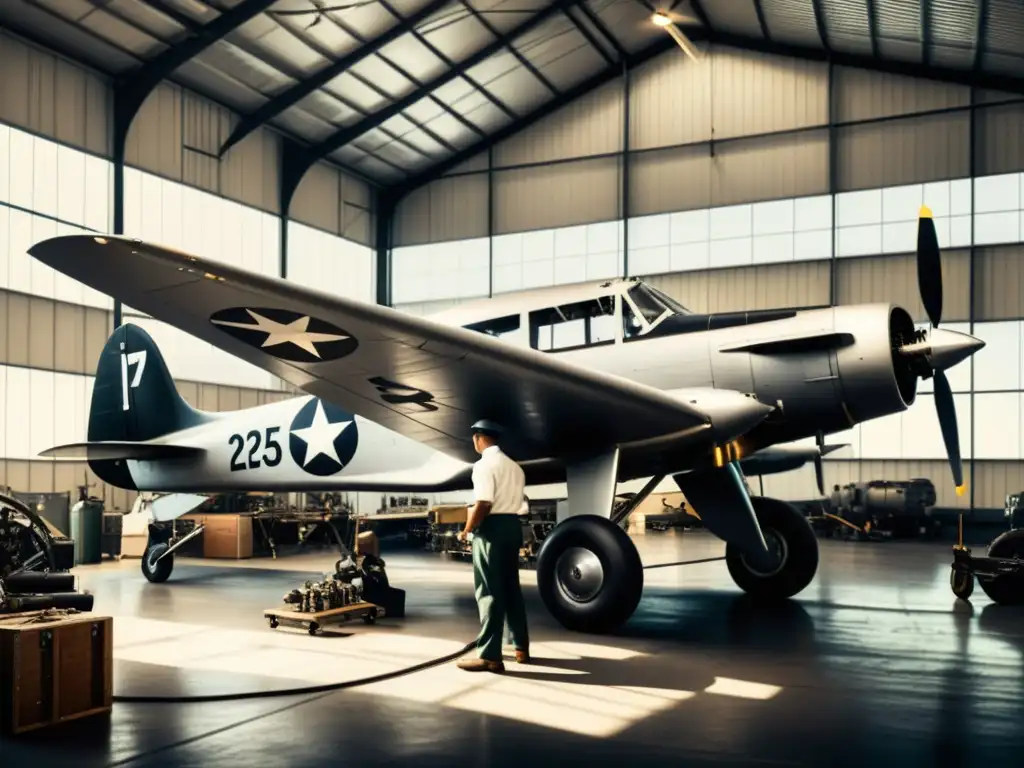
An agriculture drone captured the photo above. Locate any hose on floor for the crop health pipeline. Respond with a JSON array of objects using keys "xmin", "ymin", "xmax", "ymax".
[{"xmin": 112, "ymin": 638, "xmax": 479, "ymax": 704}]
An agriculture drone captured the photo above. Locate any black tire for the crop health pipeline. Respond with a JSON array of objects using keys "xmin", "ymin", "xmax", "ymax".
[
  {"xmin": 951, "ymin": 568, "xmax": 974, "ymax": 600},
  {"xmin": 536, "ymin": 515, "xmax": 643, "ymax": 634},
  {"xmin": 141, "ymin": 543, "xmax": 174, "ymax": 583},
  {"xmin": 978, "ymin": 530, "xmax": 1024, "ymax": 605},
  {"xmin": 726, "ymin": 497, "xmax": 819, "ymax": 599}
]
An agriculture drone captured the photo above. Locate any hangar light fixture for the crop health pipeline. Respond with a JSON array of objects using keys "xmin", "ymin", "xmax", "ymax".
[
  {"xmin": 650, "ymin": 9, "xmax": 703, "ymax": 62},
  {"xmin": 651, "ymin": 11, "xmax": 672, "ymax": 27}
]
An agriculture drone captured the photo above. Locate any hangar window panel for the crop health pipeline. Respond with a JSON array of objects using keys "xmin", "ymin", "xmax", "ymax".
[
  {"xmin": 0, "ymin": 366, "xmax": 6, "ymax": 458},
  {"xmin": 670, "ymin": 241, "xmax": 711, "ymax": 272},
  {"xmin": 554, "ymin": 255, "xmax": 587, "ymax": 287},
  {"xmin": 974, "ymin": 173, "xmax": 1021, "ymax": 213},
  {"xmin": 218, "ymin": 199, "xmax": 244, "ymax": 271},
  {"xmin": 950, "ymin": 179, "xmax": 972, "ymax": 216},
  {"xmin": 28, "ymin": 367, "xmax": 55, "ymax": 461},
  {"xmin": 669, "ymin": 209, "xmax": 710, "ymax": 245},
  {"xmin": 239, "ymin": 206, "xmax": 263, "ymax": 276},
  {"xmin": 530, "ymin": 296, "xmax": 616, "ymax": 352},
  {"xmin": 52, "ymin": 373, "xmax": 83, "ymax": 451},
  {"xmin": 5, "ymin": 365, "xmax": 30, "ymax": 460},
  {"xmin": 492, "ymin": 263, "xmax": 523, "ymax": 294},
  {"xmin": 262, "ymin": 215, "xmax": 280, "ymax": 279},
  {"xmin": 630, "ymin": 246, "xmax": 671, "ymax": 277},
  {"xmin": 751, "ymin": 199, "xmax": 794, "ymax": 236},
  {"xmin": 586, "ymin": 221, "xmax": 623, "ymax": 256},
  {"xmin": 0, "ymin": 125, "xmax": 9, "ymax": 203},
  {"xmin": 139, "ymin": 172, "xmax": 164, "ymax": 244},
  {"xmin": 836, "ymin": 189, "xmax": 883, "ymax": 228},
  {"xmin": 709, "ymin": 204, "xmax": 752, "ymax": 240},
  {"xmin": 522, "ymin": 258, "xmax": 555, "ymax": 290},
  {"xmin": 122, "ymin": 168, "xmax": 143, "ymax": 240},
  {"xmin": 0, "ymin": 207, "xmax": 8, "ymax": 291},
  {"xmin": 974, "ymin": 393, "xmax": 1021, "ymax": 460},
  {"xmin": 7, "ymin": 128, "xmax": 34, "ymax": 211},
  {"xmin": 56, "ymin": 145, "xmax": 86, "ymax": 228},
  {"xmin": 752, "ymin": 234, "xmax": 795, "ymax": 264},
  {"xmin": 53, "ymin": 223, "xmax": 91, "ymax": 306},
  {"xmin": 83, "ymin": 155, "xmax": 111, "ymax": 233},
  {"xmin": 793, "ymin": 229, "xmax": 831, "ymax": 261},
  {"xmin": 881, "ymin": 220, "xmax": 917, "ymax": 254},
  {"xmin": 950, "ymin": 215, "xmax": 972, "ymax": 248},
  {"xmin": 793, "ymin": 195, "xmax": 832, "ymax": 232},
  {"xmin": 836, "ymin": 224, "xmax": 882, "ymax": 258},
  {"xmin": 32, "ymin": 138, "xmax": 58, "ymax": 221},
  {"xmin": 710, "ymin": 238, "xmax": 753, "ymax": 269},
  {"xmin": 522, "ymin": 229, "xmax": 556, "ymax": 263},
  {"xmin": 856, "ymin": 409, "xmax": 903, "ymax": 459},
  {"xmin": 972, "ymin": 321, "xmax": 1022, "ymax": 391},
  {"xmin": 7, "ymin": 209, "xmax": 33, "ymax": 295},
  {"xmin": 974, "ymin": 211, "xmax": 1022, "ymax": 246},
  {"xmin": 179, "ymin": 185, "xmax": 205, "ymax": 260},
  {"xmin": 199, "ymin": 190, "xmax": 224, "ymax": 264},
  {"xmin": 628, "ymin": 214, "xmax": 671, "ymax": 251},
  {"xmin": 881, "ymin": 184, "xmax": 924, "ymax": 223},
  {"xmin": 587, "ymin": 250, "xmax": 622, "ymax": 282},
  {"xmin": 901, "ymin": 393, "xmax": 972, "ymax": 461},
  {"xmin": 492, "ymin": 233, "xmax": 523, "ymax": 266},
  {"xmin": 554, "ymin": 226, "xmax": 588, "ymax": 259}
]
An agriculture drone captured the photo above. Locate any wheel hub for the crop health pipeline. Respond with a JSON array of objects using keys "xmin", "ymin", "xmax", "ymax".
[
  {"xmin": 555, "ymin": 546, "xmax": 604, "ymax": 603},
  {"xmin": 741, "ymin": 528, "xmax": 788, "ymax": 577}
]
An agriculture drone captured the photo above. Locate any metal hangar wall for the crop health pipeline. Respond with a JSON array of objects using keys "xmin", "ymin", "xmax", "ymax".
[
  {"xmin": 387, "ymin": 44, "xmax": 1024, "ymax": 512},
  {"xmin": 0, "ymin": 29, "xmax": 375, "ymax": 511}
]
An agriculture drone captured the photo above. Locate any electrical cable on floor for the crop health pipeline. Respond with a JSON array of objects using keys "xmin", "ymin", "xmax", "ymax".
[
  {"xmin": 112, "ymin": 637, "xmax": 479, "ymax": 704},
  {"xmin": 644, "ymin": 556, "xmax": 725, "ymax": 570}
]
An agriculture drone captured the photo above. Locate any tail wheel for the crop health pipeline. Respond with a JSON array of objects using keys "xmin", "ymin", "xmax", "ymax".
[
  {"xmin": 978, "ymin": 530, "xmax": 1024, "ymax": 605},
  {"xmin": 726, "ymin": 497, "xmax": 819, "ymax": 599},
  {"xmin": 141, "ymin": 542, "xmax": 174, "ymax": 583},
  {"xmin": 951, "ymin": 568, "xmax": 974, "ymax": 600},
  {"xmin": 537, "ymin": 515, "xmax": 643, "ymax": 634}
]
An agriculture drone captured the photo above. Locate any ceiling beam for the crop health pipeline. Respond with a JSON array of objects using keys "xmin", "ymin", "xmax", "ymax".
[
  {"xmin": 296, "ymin": 0, "xmax": 587, "ymax": 173},
  {"xmin": 218, "ymin": 0, "xmax": 452, "ymax": 156},
  {"xmin": 389, "ymin": 35, "xmax": 676, "ymax": 201},
  {"xmin": 752, "ymin": 0, "xmax": 770, "ymax": 41},
  {"xmin": 563, "ymin": 7, "xmax": 616, "ymax": 66},
  {"xmin": 576, "ymin": 3, "xmax": 627, "ymax": 59},
  {"xmin": 865, "ymin": 0, "xmax": 880, "ymax": 58},
  {"xmin": 975, "ymin": 0, "xmax": 990, "ymax": 71},
  {"xmin": 688, "ymin": 0, "xmax": 712, "ymax": 29},
  {"xmin": 921, "ymin": 0, "xmax": 933, "ymax": 66},
  {"xmin": 809, "ymin": 0, "xmax": 830, "ymax": 51}
]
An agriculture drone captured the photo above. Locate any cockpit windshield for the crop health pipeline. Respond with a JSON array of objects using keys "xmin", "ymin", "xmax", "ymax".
[{"xmin": 622, "ymin": 283, "xmax": 689, "ymax": 340}]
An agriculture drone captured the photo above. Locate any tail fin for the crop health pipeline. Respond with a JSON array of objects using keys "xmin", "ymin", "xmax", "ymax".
[{"xmin": 88, "ymin": 323, "xmax": 209, "ymax": 443}]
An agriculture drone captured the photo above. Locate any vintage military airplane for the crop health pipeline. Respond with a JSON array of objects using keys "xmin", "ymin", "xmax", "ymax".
[{"xmin": 29, "ymin": 208, "xmax": 982, "ymax": 634}]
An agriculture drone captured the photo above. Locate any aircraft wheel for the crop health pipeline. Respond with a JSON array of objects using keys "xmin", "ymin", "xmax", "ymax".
[
  {"xmin": 951, "ymin": 567, "xmax": 974, "ymax": 600},
  {"xmin": 726, "ymin": 497, "xmax": 818, "ymax": 600},
  {"xmin": 979, "ymin": 530, "xmax": 1024, "ymax": 605},
  {"xmin": 141, "ymin": 543, "xmax": 174, "ymax": 583},
  {"xmin": 537, "ymin": 515, "xmax": 643, "ymax": 634}
]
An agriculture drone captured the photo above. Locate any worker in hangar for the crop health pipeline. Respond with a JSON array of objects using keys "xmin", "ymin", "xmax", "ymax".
[{"xmin": 456, "ymin": 420, "xmax": 531, "ymax": 673}]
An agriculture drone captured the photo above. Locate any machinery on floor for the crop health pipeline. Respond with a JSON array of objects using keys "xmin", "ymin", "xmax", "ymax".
[
  {"xmin": 31, "ymin": 210, "xmax": 983, "ymax": 634},
  {"xmin": 813, "ymin": 478, "xmax": 939, "ymax": 540},
  {"xmin": 950, "ymin": 492, "xmax": 1024, "ymax": 605},
  {"xmin": 426, "ymin": 502, "xmax": 554, "ymax": 564}
]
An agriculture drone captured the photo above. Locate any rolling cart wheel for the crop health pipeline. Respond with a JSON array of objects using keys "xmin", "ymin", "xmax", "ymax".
[
  {"xmin": 951, "ymin": 568, "xmax": 974, "ymax": 600},
  {"xmin": 268, "ymin": 617, "xmax": 279, "ymax": 629},
  {"xmin": 363, "ymin": 608, "xmax": 378, "ymax": 624},
  {"xmin": 308, "ymin": 622, "xmax": 320, "ymax": 636}
]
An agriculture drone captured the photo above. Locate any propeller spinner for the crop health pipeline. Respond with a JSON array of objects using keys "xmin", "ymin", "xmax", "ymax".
[{"xmin": 899, "ymin": 206, "xmax": 985, "ymax": 496}]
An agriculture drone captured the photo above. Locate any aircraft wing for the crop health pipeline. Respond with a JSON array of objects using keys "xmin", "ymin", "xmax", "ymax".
[{"xmin": 30, "ymin": 236, "xmax": 768, "ymax": 464}]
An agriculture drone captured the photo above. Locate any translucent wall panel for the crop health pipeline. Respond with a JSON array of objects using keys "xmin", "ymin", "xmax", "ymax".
[
  {"xmin": 491, "ymin": 222, "xmax": 623, "ymax": 295},
  {"xmin": 394, "ymin": 298, "xmax": 470, "ymax": 317},
  {"xmin": 973, "ymin": 173, "xmax": 1024, "ymax": 246},
  {"xmin": 972, "ymin": 321, "xmax": 1023, "ymax": 391},
  {"xmin": 0, "ymin": 123, "xmax": 112, "ymax": 308},
  {"xmin": 627, "ymin": 194, "xmax": 833, "ymax": 275},
  {"xmin": 0, "ymin": 364, "xmax": 93, "ymax": 461},
  {"xmin": 287, "ymin": 221, "xmax": 375, "ymax": 304},
  {"xmin": 123, "ymin": 168, "xmax": 282, "ymax": 388},
  {"xmin": 392, "ymin": 237, "xmax": 489, "ymax": 304}
]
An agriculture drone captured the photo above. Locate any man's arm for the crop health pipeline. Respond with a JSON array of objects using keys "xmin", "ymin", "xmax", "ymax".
[
  {"xmin": 462, "ymin": 463, "xmax": 495, "ymax": 539},
  {"xmin": 463, "ymin": 500, "xmax": 493, "ymax": 537}
]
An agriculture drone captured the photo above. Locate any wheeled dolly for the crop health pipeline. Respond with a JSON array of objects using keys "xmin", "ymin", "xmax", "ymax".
[
  {"xmin": 264, "ymin": 602, "xmax": 384, "ymax": 635},
  {"xmin": 949, "ymin": 513, "xmax": 1024, "ymax": 605}
]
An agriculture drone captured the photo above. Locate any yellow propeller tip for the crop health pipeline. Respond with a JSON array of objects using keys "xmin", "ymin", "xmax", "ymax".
[
  {"xmin": 919, "ymin": 205, "xmax": 933, "ymax": 219},
  {"xmin": 955, "ymin": 484, "xmax": 966, "ymax": 497}
]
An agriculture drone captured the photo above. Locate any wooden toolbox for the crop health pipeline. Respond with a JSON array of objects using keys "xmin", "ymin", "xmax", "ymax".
[{"xmin": 0, "ymin": 611, "xmax": 113, "ymax": 735}]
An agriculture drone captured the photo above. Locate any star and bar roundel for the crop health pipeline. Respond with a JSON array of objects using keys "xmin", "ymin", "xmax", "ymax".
[
  {"xmin": 289, "ymin": 397, "xmax": 359, "ymax": 476},
  {"xmin": 209, "ymin": 307, "xmax": 358, "ymax": 363}
]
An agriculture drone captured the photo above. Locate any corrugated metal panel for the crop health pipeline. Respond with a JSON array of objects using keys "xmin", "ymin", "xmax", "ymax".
[
  {"xmin": 836, "ymin": 250, "xmax": 970, "ymax": 322},
  {"xmin": 291, "ymin": 162, "xmax": 342, "ymax": 235},
  {"xmin": 0, "ymin": 32, "xmax": 111, "ymax": 156},
  {"xmin": 444, "ymin": 154, "xmax": 489, "ymax": 175},
  {"xmin": 973, "ymin": 245, "xmax": 1024, "ymax": 320},
  {"xmin": 710, "ymin": 45, "xmax": 828, "ymax": 140},
  {"xmin": 494, "ymin": 81, "xmax": 623, "ymax": 168},
  {"xmin": 629, "ymin": 130, "xmax": 828, "ymax": 217},
  {"xmin": 974, "ymin": 101, "xmax": 1024, "ymax": 176},
  {"xmin": 393, "ymin": 173, "xmax": 489, "ymax": 245},
  {"xmin": 629, "ymin": 52, "xmax": 712, "ymax": 151},
  {"xmin": 835, "ymin": 110, "xmax": 970, "ymax": 191},
  {"xmin": 493, "ymin": 157, "xmax": 621, "ymax": 235},
  {"xmin": 832, "ymin": 66, "xmax": 970, "ymax": 123},
  {"xmin": 125, "ymin": 82, "xmax": 183, "ymax": 180},
  {"xmin": 974, "ymin": 462, "xmax": 1024, "ymax": 509},
  {"xmin": 645, "ymin": 260, "xmax": 831, "ymax": 313},
  {"xmin": 180, "ymin": 90, "xmax": 230, "ymax": 195},
  {"xmin": 220, "ymin": 125, "xmax": 281, "ymax": 214}
]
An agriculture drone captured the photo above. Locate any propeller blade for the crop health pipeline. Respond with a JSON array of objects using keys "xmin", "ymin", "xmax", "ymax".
[
  {"xmin": 917, "ymin": 205, "xmax": 943, "ymax": 328},
  {"xmin": 814, "ymin": 454, "xmax": 825, "ymax": 497},
  {"xmin": 933, "ymin": 369, "xmax": 965, "ymax": 495}
]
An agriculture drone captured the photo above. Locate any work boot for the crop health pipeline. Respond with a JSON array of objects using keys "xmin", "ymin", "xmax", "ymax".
[
  {"xmin": 514, "ymin": 648, "xmax": 530, "ymax": 664},
  {"xmin": 457, "ymin": 658, "xmax": 504, "ymax": 673}
]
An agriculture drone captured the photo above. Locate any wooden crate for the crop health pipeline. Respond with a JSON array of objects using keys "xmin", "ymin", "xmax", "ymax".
[{"xmin": 0, "ymin": 612, "xmax": 113, "ymax": 735}]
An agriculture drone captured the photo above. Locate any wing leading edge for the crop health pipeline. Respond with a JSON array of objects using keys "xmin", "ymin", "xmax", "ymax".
[{"xmin": 29, "ymin": 236, "xmax": 769, "ymax": 465}]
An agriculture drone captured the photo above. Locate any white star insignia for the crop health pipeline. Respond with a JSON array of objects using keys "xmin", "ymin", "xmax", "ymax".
[
  {"xmin": 291, "ymin": 400, "xmax": 353, "ymax": 468},
  {"xmin": 212, "ymin": 309, "xmax": 348, "ymax": 358}
]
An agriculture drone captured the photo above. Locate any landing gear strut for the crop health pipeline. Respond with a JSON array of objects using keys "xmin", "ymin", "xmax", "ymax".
[
  {"xmin": 725, "ymin": 496, "xmax": 818, "ymax": 599},
  {"xmin": 141, "ymin": 521, "xmax": 206, "ymax": 584}
]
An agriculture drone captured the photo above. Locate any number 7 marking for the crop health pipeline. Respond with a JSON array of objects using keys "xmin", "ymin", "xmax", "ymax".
[{"xmin": 120, "ymin": 349, "xmax": 148, "ymax": 412}]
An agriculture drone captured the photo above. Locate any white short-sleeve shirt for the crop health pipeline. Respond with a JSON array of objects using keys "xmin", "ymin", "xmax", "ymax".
[{"xmin": 472, "ymin": 445, "xmax": 526, "ymax": 516}]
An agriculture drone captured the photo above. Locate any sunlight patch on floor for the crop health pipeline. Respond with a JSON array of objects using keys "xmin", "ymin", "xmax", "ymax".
[{"xmin": 704, "ymin": 676, "xmax": 782, "ymax": 700}]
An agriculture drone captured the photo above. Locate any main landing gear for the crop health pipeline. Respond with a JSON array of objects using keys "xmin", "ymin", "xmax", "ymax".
[
  {"xmin": 535, "ymin": 454, "xmax": 820, "ymax": 634},
  {"xmin": 141, "ymin": 520, "xmax": 206, "ymax": 584}
]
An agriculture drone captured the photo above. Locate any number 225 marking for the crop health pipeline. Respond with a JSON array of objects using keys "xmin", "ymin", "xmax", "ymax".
[{"xmin": 229, "ymin": 427, "xmax": 282, "ymax": 472}]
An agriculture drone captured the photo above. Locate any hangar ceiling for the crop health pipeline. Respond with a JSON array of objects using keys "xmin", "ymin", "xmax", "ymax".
[{"xmin": 1, "ymin": 0, "xmax": 1023, "ymax": 196}]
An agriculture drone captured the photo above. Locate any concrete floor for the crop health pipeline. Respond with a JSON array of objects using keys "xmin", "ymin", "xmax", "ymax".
[{"xmin": 3, "ymin": 530, "xmax": 1024, "ymax": 767}]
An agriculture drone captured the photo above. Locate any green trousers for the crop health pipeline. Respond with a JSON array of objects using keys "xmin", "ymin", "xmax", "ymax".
[{"xmin": 472, "ymin": 514, "xmax": 530, "ymax": 661}]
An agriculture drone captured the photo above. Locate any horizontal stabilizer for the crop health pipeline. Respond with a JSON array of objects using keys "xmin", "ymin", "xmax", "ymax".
[
  {"xmin": 39, "ymin": 441, "xmax": 205, "ymax": 461},
  {"xmin": 720, "ymin": 332, "xmax": 854, "ymax": 355},
  {"xmin": 150, "ymin": 493, "xmax": 211, "ymax": 522}
]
